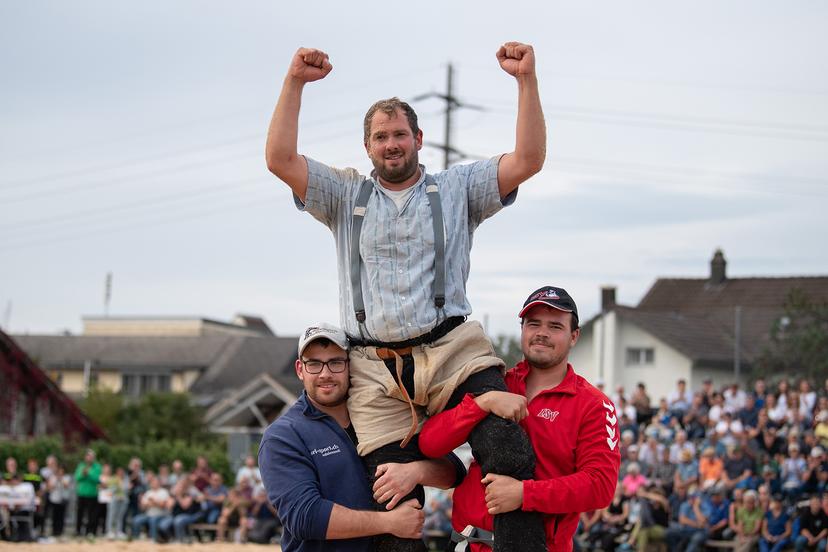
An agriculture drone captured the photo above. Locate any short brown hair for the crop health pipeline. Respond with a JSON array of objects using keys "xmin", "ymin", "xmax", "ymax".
[{"xmin": 363, "ymin": 97, "xmax": 419, "ymax": 144}]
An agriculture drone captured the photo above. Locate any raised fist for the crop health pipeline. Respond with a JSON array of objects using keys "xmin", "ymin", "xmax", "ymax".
[
  {"xmin": 288, "ymin": 47, "xmax": 333, "ymax": 83},
  {"xmin": 496, "ymin": 42, "xmax": 536, "ymax": 78}
]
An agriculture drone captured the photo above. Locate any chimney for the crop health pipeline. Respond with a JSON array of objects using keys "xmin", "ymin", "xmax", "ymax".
[
  {"xmin": 601, "ymin": 286, "xmax": 617, "ymax": 312},
  {"xmin": 710, "ymin": 249, "xmax": 727, "ymax": 284}
]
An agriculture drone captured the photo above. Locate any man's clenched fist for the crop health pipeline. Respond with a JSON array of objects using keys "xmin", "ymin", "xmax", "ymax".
[
  {"xmin": 288, "ymin": 47, "xmax": 333, "ymax": 83},
  {"xmin": 497, "ymin": 42, "xmax": 536, "ymax": 78}
]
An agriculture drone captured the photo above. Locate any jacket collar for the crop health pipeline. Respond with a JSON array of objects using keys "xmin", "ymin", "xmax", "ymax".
[{"xmin": 511, "ymin": 360, "xmax": 578, "ymax": 396}]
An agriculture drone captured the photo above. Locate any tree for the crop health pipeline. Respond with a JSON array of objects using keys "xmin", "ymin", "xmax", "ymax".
[
  {"xmin": 492, "ymin": 334, "xmax": 522, "ymax": 368},
  {"xmin": 78, "ymin": 387, "xmax": 123, "ymax": 438},
  {"xmin": 80, "ymin": 390, "xmax": 212, "ymax": 446},
  {"xmin": 756, "ymin": 288, "xmax": 828, "ymax": 384}
]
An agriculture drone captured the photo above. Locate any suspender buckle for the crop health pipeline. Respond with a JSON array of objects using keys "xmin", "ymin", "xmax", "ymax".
[
  {"xmin": 355, "ymin": 310, "xmax": 366, "ymax": 323},
  {"xmin": 434, "ymin": 295, "xmax": 445, "ymax": 309}
]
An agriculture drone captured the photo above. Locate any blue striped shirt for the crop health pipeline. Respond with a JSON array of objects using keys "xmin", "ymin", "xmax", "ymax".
[{"xmin": 296, "ymin": 156, "xmax": 515, "ymax": 342}]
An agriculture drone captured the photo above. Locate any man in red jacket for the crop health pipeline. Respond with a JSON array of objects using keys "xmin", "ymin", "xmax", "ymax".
[{"xmin": 420, "ymin": 286, "xmax": 621, "ymax": 551}]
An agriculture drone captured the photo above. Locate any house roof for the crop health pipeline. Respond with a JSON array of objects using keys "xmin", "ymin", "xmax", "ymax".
[
  {"xmin": 638, "ymin": 276, "xmax": 828, "ymax": 312},
  {"xmin": 0, "ymin": 330, "xmax": 106, "ymax": 442},
  {"xmin": 12, "ymin": 334, "xmax": 302, "ymax": 406},
  {"xmin": 585, "ymin": 274, "xmax": 828, "ymax": 368}
]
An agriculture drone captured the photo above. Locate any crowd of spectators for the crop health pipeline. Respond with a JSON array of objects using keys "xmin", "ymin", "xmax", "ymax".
[
  {"xmin": 0, "ymin": 451, "xmax": 280, "ymax": 544},
  {"xmin": 575, "ymin": 376, "xmax": 828, "ymax": 552}
]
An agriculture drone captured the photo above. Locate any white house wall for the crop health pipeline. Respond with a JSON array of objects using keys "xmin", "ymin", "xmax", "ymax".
[
  {"xmin": 569, "ymin": 313, "xmax": 695, "ymax": 403},
  {"xmin": 615, "ymin": 320, "xmax": 692, "ymax": 403}
]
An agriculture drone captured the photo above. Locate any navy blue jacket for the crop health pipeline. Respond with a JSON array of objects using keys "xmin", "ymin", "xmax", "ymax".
[{"xmin": 259, "ymin": 392, "xmax": 374, "ymax": 552}]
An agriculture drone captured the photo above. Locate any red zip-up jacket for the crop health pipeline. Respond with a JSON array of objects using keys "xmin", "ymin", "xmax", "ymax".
[{"xmin": 419, "ymin": 363, "xmax": 620, "ymax": 552}]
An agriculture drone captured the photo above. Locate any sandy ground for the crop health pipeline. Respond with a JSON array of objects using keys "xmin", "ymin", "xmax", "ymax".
[{"xmin": 0, "ymin": 542, "xmax": 280, "ymax": 552}]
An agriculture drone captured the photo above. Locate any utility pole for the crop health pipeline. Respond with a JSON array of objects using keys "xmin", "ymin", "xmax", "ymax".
[
  {"xmin": 413, "ymin": 63, "xmax": 484, "ymax": 169},
  {"xmin": 104, "ymin": 272, "xmax": 112, "ymax": 317},
  {"xmin": 734, "ymin": 305, "xmax": 742, "ymax": 381}
]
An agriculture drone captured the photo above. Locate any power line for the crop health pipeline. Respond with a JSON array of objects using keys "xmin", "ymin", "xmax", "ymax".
[
  {"xmin": 0, "ymin": 177, "xmax": 266, "ymax": 235},
  {"xmin": 476, "ymin": 100, "xmax": 828, "ymax": 142}
]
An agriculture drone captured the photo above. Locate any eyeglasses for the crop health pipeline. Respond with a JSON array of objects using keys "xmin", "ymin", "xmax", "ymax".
[{"xmin": 301, "ymin": 358, "xmax": 348, "ymax": 374}]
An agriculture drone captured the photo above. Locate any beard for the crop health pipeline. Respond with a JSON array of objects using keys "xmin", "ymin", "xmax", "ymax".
[
  {"xmin": 524, "ymin": 338, "xmax": 570, "ymax": 371},
  {"xmin": 371, "ymin": 150, "xmax": 419, "ymax": 184}
]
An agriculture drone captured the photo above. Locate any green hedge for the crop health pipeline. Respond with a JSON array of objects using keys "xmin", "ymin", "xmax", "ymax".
[{"xmin": 0, "ymin": 436, "xmax": 232, "ymax": 483}]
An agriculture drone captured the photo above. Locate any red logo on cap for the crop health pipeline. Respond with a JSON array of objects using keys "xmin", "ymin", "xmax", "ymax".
[{"xmin": 531, "ymin": 290, "xmax": 560, "ymax": 301}]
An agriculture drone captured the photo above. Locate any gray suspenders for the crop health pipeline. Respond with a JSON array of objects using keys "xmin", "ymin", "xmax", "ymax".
[{"xmin": 350, "ymin": 174, "xmax": 446, "ymax": 339}]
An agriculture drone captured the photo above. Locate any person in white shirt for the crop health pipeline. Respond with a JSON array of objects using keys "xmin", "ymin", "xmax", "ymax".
[
  {"xmin": 723, "ymin": 383, "xmax": 747, "ymax": 413},
  {"xmin": 669, "ymin": 430, "xmax": 697, "ymax": 464},
  {"xmin": 235, "ymin": 455, "xmax": 262, "ymax": 490},
  {"xmin": 130, "ymin": 474, "xmax": 172, "ymax": 542},
  {"xmin": 3, "ymin": 472, "xmax": 36, "ymax": 541},
  {"xmin": 667, "ymin": 379, "xmax": 692, "ymax": 414}
]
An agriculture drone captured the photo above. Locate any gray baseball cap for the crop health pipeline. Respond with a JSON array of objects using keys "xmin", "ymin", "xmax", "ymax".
[{"xmin": 297, "ymin": 323, "xmax": 349, "ymax": 357}]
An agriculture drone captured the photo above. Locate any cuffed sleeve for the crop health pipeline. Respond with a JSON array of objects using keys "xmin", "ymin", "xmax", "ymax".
[{"xmin": 419, "ymin": 393, "xmax": 488, "ymax": 458}]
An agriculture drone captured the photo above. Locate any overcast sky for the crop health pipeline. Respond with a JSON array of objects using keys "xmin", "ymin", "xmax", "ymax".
[{"xmin": 1, "ymin": 1, "xmax": 826, "ymax": 339}]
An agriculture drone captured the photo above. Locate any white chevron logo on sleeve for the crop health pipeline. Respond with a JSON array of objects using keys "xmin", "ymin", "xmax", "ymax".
[
  {"xmin": 606, "ymin": 437, "xmax": 618, "ymax": 450},
  {"xmin": 605, "ymin": 413, "xmax": 617, "ymax": 425},
  {"xmin": 602, "ymin": 401, "xmax": 614, "ymax": 412},
  {"xmin": 606, "ymin": 425, "xmax": 616, "ymax": 439}
]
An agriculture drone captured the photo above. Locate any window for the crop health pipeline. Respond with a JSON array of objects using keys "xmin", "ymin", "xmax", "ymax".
[
  {"xmin": 626, "ymin": 347, "xmax": 655, "ymax": 366},
  {"xmin": 121, "ymin": 373, "xmax": 172, "ymax": 397}
]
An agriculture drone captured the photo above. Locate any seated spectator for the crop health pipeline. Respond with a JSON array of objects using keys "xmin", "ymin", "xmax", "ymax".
[
  {"xmin": 725, "ymin": 383, "xmax": 748, "ymax": 413},
  {"xmin": 638, "ymin": 435, "xmax": 663, "ymax": 475},
  {"xmin": 723, "ymin": 444, "xmax": 756, "ymax": 491},
  {"xmin": 202, "ymin": 472, "xmax": 227, "ymax": 524},
  {"xmin": 235, "ymin": 456, "xmax": 262, "ymax": 490},
  {"xmin": 654, "ymin": 398, "xmax": 675, "ymax": 431},
  {"xmin": 577, "ymin": 509, "xmax": 602, "ymax": 550},
  {"xmin": 668, "ymin": 378, "xmax": 692, "ymax": 417},
  {"xmin": 666, "ymin": 487, "xmax": 711, "ymax": 552},
  {"xmin": 621, "ymin": 444, "xmax": 642, "ymax": 480},
  {"xmin": 753, "ymin": 379, "xmax": 768, "ymax": 409},
  {"xmin": 728, "ymin": 487, "xmax": 745, "ymax": 532},
  {"xmin": 782, "ymin": 443, "xmax": 808, "ymax": 499},
  {"xmin": 247, "ymin": 486, "xmax": 280, "ymax": 544},
  {"xmin": 758, "ymin": 425, "xmax": 785, "ymax": 457},
  {"xmin": 683, "ymin": 394, "xmax": 709, "ymax": 440},
  {"xmin": 631, "ymin": 383, "xmax": 653, "ymax": 426},
  {"xmin": 130, "ymin": 474, "xmax": 172, "ymax": 542},
  {"xmin": 215, "ymin": 488, "xmax": 248, "ymax": 542},
  {"xmin": 191, "ymin": 456, "xmax": 212, "ymax": 493},
  {"xmin": 796, "ymin": 494, "xmax": 828, "ymax": 552},
  {"xmin": 739, "ymin": 394, "xmax": 761, "ymax": 431},
  {"xmin": 632, "ymin": 485, "xmax": 670, "ymax": 552},
  {"xmin": 815, "ymin": 411, "xmax": 828, "ymax": 448},
  {"xmin": 705, "ymin": 486, "xmax": 731, "ymax": 540},
  {"xmin": 651, "ymin": 446, "xmax": 676, "ymax": 495},
  {"xmin": 759, "ymin": 464, "xmax": 783, "ymax": 496},
  {"xmin": 709, "ymin": 392, "xmax": 725, "ymax": 425},
  {"xmin": 596, "ymin": 484, "xmax": 629, "ymax": 552},
  {"xmin": 674, "ymin": 449, "xmax": 700, "ymax": 494},
  {"xmin": 715, "ymin": 412, "xmax": 744, "ymax": 448},
  {"xmin": 801, "ymin": 380, "xmax": 818, "ymax": 420},
  {"xmin": 700, "ymin": 447, "xmax": 725, "ymax": 490},
  {"xmin": 622, "ymin": 463, "xmax": 649, "ymax": 497},
  {"xmin": 670, "ymin": 430, "xmax": 697, "ymax": 464},
  {"xmin": 168, "ymin": 459, "xmax": 185, "ymax": 489},
  {"xmin": 732, "ymin": 489, "xmax": 764, "ymax": 552},
  {"xmin": 1, "ymin": 472, "xmax": 36, "ymax": 542},
  {"xmin": 766, "ymin": 394, "xmax": 786, "ymax": 425},
  {"xmin": 759, "ymin": 494, "xmax": 792, "ymax": 552},
  {"xmin": 804, "ymin": 447, "xmax": 828, "ymax": 495},
  {"xmin": 158, "ymin": 476, "xmax": 203, "ymax": 543}
]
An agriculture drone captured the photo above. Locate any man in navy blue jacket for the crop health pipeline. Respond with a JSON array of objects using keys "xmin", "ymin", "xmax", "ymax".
[{"xmin": 259, "ymin": 323, "xmax": 464, "ymax": 552}]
